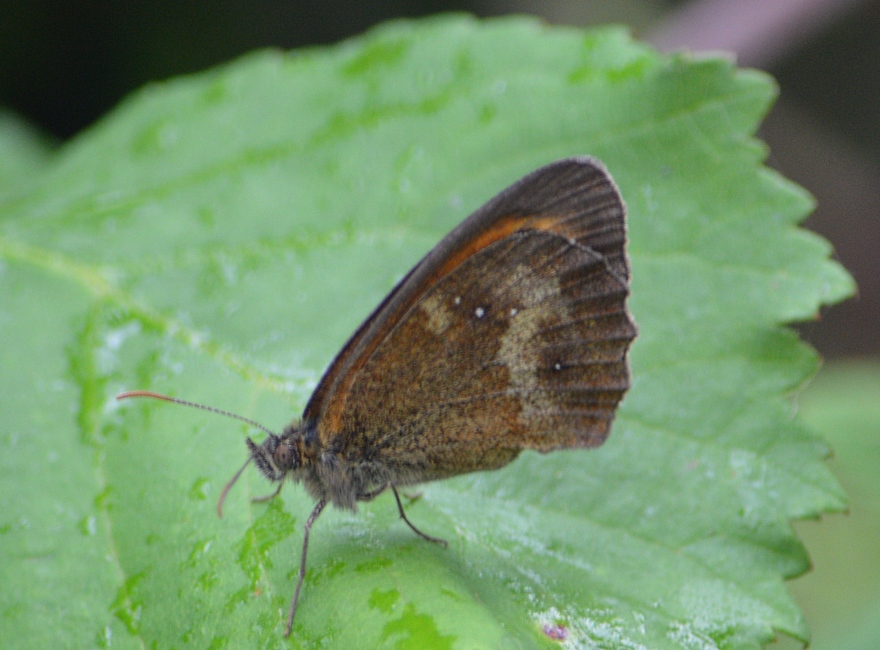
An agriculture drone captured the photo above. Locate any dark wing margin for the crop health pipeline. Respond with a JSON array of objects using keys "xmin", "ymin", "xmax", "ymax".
[{"xmin": 303, "ymin": 157, "xmax": 633, "ymax": 432}]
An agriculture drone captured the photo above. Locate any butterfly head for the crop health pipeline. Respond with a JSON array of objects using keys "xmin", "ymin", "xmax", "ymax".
[{"xmin": 246, "ymin": 432, "xmax": 302, "ymax": 482}]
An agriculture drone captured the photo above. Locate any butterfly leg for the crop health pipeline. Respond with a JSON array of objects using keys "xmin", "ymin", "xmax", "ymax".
[
  {"xmin": 285, "ymin": 499, "xmax": 326, "ymax": 637},
  {"xmin": 252, "ymin": 481, "xmax": 284, "ymax": 504},
  {"xmin": 391, "ymin": 485, "xmax": 448, "ymax": 547},
  {"xmin": 357, "ymin": 484, "xmax": 389, "ymax": 502}
]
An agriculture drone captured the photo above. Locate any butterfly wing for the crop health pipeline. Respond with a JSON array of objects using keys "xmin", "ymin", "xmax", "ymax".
[{"xmin": 304, "ymin": 157, "xmax": 636, "ymax": 483}]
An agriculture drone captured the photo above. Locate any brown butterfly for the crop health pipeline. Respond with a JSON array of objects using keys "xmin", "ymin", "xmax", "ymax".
[{"xmin": 119, "ymin": 156, "xmax": 636, "ymax": 636}]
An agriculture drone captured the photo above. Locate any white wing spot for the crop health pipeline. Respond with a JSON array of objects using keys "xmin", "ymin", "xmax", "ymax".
[
  {"xmin": 454, "ymin": 296, "xmax": 461, "ymax": 306},
  {"xmin": 510, "ymin": 308, "xmax": 518, "ymax": 317},
  {"xmin": 554, "ymin": 363, "xmax": 562, "ymax": 371},
  {"xmin": 475, "ymin": 307, "xmax": 485, "ymax": 318}
]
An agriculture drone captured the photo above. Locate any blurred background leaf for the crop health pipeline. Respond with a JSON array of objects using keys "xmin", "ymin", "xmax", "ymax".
[{"xmin": 772, "ymin": 361, "xmax": 880, "ymax": 650}]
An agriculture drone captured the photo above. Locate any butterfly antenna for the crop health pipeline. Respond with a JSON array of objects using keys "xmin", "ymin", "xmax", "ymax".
[
  {"xmin": 116, "ymin": 390, "xmax": 274, "ymax": 517},
  {"xmin": 116, "ymin": 390, "xmax": 276, "ymax": 436}
]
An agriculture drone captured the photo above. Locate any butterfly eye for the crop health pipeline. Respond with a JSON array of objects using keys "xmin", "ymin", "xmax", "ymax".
[{"xmin": 273, "ymin": 442, "xmax": 293, "ymax": 471}]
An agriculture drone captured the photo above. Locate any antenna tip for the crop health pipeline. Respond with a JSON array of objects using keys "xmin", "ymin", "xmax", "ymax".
[{"xmin": 116, "ymin": 390, "xmax": 173, "ymax": 401}]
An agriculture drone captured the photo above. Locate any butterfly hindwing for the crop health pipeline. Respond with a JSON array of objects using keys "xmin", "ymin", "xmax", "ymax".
[{"xmin": 306, "ymin": 157, "xmax": 636, "ymax": 483}]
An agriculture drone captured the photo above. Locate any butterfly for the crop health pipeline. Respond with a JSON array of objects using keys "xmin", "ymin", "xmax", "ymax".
[{"xmin": 119, "ymin": 156, "xmax": 636, "ymax": 636}]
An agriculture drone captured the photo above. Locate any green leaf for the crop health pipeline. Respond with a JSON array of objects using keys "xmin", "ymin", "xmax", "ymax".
[
  {"xmin": 0, "ymin": 110, "xmax": 54, "ymax": 203},
  {"xmin": 0, "ymin": 15, "xmax": 854, "ymax": 649}
]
